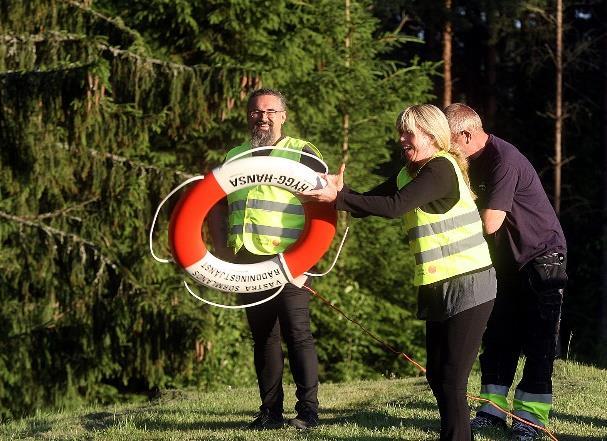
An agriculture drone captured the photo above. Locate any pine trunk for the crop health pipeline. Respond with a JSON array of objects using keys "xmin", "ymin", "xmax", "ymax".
[
  {"xmin": 554, "ymin": 0, "xmax": 563, "ymax": 214},
  {"xmin": 601, "ymin": 0, "xmax": 607, "ymax": 347},
  {"xmin": 442, "ymin": 0, "xmax": 453, "ymax": 108}
]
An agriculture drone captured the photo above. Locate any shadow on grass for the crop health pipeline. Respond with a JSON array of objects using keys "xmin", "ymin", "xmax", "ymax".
[
  {"xmin": 552, "ymin": 411, "xmax": 607, "ymax": 430},
  {"xmin": 136, "ymin": 417, "xmax": 247, "ymax": 431},
  {"xmin": 79, "ymin": 402, "xmax": 441, "ymax": 435},
  {"xmin": 81, "ymin": 409, "xmax": 248, "ymax": 432},
  {"xmin": 81, "ymin": 412, "xmax": 115, "ymax": 431},
  {"xmin": 4, "ymin": 418, "xmax": 53, "ymax": 438},
  {"xmin": 320, "ymin": 406, "xmax": 439, "ymax": 432},
  {"xmin": 557, "ymin": 436, "xmax": 607, "ymax": 441},
  {"xmin": 309, "ymin": 435, "xmax": 407, "ymax": 441}
]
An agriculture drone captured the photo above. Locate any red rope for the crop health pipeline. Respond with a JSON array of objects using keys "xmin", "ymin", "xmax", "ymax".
[{"xmin": 304, "ymin": 285, "xmax": 559, "ymax": 441}]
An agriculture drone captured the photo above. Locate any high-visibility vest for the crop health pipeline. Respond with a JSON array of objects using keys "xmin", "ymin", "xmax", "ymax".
[
  {"xmin": 226, "ymin": 137, "xmax": 322, "ymax": 255},
  {"xmin": 397, "ymin": 151, "xmax": 492, "ymax": 285}
]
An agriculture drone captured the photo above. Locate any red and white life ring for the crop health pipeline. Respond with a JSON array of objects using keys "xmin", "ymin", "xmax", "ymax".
[{"xmin": 168, "ymin": 155, "xmax": 337, "ymax": 293}]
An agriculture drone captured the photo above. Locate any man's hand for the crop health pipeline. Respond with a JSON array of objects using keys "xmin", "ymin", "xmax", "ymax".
[{"xmin": 207, "ymin": 200, "xmax": 235, "ymax": 261}]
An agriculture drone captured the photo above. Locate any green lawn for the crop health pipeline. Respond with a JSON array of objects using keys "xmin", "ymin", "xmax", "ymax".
[{"xmin": 2, "ymin": 360, "xmax": 605, "ymax": 440}]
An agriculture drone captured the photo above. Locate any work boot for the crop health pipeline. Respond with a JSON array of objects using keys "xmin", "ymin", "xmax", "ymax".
[
  {"xmin": 511, "ymin": 419, "xmax": 541, "ymax": 440},
  {"xmin": 471, "ymin": 411, "xmax": 508, "ymax": 432},
  {"xmin": 288, "ymin": 410, "xmax": 319, "ymax": 430},
  {"xmin": 246, "ymin": 409, "xmax": 284, "ymax": 430}
]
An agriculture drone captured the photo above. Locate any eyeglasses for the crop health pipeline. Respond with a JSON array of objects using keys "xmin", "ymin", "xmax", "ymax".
[{"xmin": 248, "ymin": 109, "xmax": 285, "ymax": 118}]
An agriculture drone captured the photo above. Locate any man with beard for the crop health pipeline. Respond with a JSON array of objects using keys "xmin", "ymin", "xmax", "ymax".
[{"xmin": 209, "ymin": 89, "xmax": 323, "ymax": 430}]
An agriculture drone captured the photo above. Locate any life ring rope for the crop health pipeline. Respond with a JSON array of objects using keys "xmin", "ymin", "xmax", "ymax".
[
  {"xmin": 184, "ymin": 280, "xmax": 286, "ymax": 309},
  {"xmin": 304, "ymin": 225, "xmax": 349, "ymax": 277},
  {"xmin": 224, "ymin": 145, "xmax": 329, "ymax": 175},
  {"xmin": 149, "ymin": 175, "xmax": 205, "ymax": 264}
]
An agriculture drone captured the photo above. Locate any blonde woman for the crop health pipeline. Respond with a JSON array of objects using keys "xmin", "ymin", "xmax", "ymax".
[{"xmin": 303, "ymin": 104, "xmax": 496, "ymax": 440}]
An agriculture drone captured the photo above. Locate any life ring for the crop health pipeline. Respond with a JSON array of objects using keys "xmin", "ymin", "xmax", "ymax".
[{"xmin": 168, "ymin": 155, "xmax": 337, "ymax": 293}]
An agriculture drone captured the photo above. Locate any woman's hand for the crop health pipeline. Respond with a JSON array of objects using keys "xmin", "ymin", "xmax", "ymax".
[
  {"xmin": 326, "ymin": 163, "xmax": 345, "ymax": 191},
  {"xmin": 299, "ymin": 164, "xmax": 345, "ymax": 203}
]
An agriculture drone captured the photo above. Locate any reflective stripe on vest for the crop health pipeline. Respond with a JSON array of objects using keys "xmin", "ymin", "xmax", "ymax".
[
  {"xmin": 513, "ymin": 389, "xmax": 552, "ymax": 427},
  {"xmin": 397, "ymin": 151, "xmax": 492, "ymax": 285},
  {"xmin": 229, "ymin": 199, "xmax": 305, "ymax": 215},
  {"xmin": 230, "ymin": 223, "xmax": 303, "ymax": 239},
  {"xmin": 226, "ymin": 137, "xmax": 322, "ymax": 255}
]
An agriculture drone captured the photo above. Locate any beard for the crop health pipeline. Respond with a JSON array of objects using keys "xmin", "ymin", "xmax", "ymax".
[{"xmin": 250, "ymin": 122, "xmax": 274, "ymax": 147}]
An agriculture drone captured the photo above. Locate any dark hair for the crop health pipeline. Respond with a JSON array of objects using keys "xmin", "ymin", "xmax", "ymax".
[{"xmin": 247, "ymin": 88, "xmax": 288, "ymax": 111}]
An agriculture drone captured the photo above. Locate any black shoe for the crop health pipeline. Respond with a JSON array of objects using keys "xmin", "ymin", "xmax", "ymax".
[
  {"xmin": 247, "ymin": 409, "xmax": 284, "ymax": 430},
  {"xmin": 511, "ymin": 419, "xmax": 541, "ymax": 440},
  {"xmin": 288, "ymin": 411, "xmax": 319, "ymax": 430},
  {"xmin": 470, "ymin": 411, "xmax": 508, "ymax": 432}
]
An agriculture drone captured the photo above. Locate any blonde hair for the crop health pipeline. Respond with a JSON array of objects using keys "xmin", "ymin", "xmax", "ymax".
[
  {"xmin": 396, "ymin": 104, "xmax": 475, "ymax": 197},
  {"xmin": 443, "ymin": 103, "xmax": 483, "ymax": 134}
]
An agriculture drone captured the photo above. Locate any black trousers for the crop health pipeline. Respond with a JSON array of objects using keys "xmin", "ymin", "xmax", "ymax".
[
  {"xmin": 479, "ymin": 252, "xmax": 567, "ymax": 396},
  {"xmin": 426, "ymin": 300, "xmax": 495, "ymax": 441},
  {"xmin": 245, "ymin": 282, "xmax": 319, "ymax": 417}
]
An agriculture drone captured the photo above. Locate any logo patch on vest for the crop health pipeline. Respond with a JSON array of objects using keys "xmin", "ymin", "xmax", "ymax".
[
  {"xmin": 428, "ymin": 265, "xmax": 437, "ymax": 274},
  {"xmin": 272, "ymin": 239, "xmax": 280, "ymax": 246}
]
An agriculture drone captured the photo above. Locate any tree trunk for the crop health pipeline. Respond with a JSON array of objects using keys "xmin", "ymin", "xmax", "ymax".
[
  {"xmin": 601, "ymin": 0, "xmax": 607, "ymax": 348},
  {"xmin": 442, "ymin": 0, "xmax": 453, "ymax": 108},
  {"xmin": 340, "ymin": 0, "xmax": 352, "ymax": 231},
  {"xmin": 554, "ymin": 0, "xmax": 563, "ymax": 215},
  {"xmin": 485, "ymin": 5, "xmax": 498, "ymax": 130},
  {"xmin": 343, "ymin": 0, "xmax": 351, "ymax": 165}
]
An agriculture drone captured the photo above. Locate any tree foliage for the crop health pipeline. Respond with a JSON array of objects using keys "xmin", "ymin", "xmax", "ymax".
[
  {"xmin": 0, "ymin": 0, "xmax": 436, "ymax": 418},
  {"xmin": 3, "ymin": 0, "xmax": 605, "ymax": 422}
]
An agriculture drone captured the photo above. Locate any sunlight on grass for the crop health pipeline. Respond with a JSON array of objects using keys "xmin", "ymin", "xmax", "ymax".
[{"xmin": 1, "ymin": 360, "xmax": 605, "ymax": 440}]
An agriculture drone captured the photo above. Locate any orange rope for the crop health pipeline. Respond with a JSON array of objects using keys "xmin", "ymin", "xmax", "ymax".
[{"xmin": 304, "ymin": 285, "xmax": 559, "ymax": 441}]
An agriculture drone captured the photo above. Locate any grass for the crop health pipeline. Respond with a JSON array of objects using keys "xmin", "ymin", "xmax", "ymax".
[{"xmin": 1, "ymin": 360, "xmax": 606, "ymax": 440}]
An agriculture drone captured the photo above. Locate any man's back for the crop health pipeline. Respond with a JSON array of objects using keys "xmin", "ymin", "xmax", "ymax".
[{"xmin": 468, "ymin": 134, "xmax": 566, "ymax": 270}]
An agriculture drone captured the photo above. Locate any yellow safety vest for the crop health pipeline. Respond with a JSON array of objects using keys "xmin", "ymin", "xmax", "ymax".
[
  {"xmin": 397, "ymin": 151, "xmax": 492, "ymax": 285},
  {"xmin": 226, "ymin": 137, "xmax": 322, "ymax": 255}
]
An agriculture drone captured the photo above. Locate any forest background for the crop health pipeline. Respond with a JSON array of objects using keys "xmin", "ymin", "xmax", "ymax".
[{"xmin": 0, "ymin": 0, "xmax": 605, "ymax": 420}]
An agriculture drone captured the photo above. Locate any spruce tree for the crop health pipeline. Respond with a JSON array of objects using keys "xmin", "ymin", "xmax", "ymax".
[
  {"xmin": 0, "ymin": 0, "xmax": 249, "ymax": 418},
  {"xmin": 0, "ymin": 0, "xmax": 436, "ymax": 418}
]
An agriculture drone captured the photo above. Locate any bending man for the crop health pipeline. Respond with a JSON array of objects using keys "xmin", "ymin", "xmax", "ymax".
[{"xmin": 445, "ymin": 103, "xmax": 567, "ymax": 441}]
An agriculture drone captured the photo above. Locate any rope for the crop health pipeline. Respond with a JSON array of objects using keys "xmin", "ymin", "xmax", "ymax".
[
  {"xmin": 304, "ymin": 226, "xmax": 349, "ymax": 277},
  {"xmin": 303, "ymin": 286, "xmax": 426, "ymax": 373},
  {"xmin": 303, "ymin": 285, "xmax": 559, "ymax": 441},
  {"xmin": 149, "ymin": 175, "xmax": 205, "ymax": 263},
  {"xmin": 223, "ymin": 145, "xmax": 329, "ymax": 175},
  {"xmin": 184, "ymin": 281, "xmax": 285, "ymax": 309}
]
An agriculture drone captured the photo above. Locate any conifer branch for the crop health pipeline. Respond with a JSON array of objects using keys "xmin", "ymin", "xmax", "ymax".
[
  {"xmin": 0, "ymin": 32, "xmax": 214, "ymax": 74},
  {"xmin": 89, "ymin": 148, "xmax": 193, "ymax": 179},
  {"xmin": 62, "ymin": 0, "xmax": 142, "ymax": 43},
  {"xmin": 0, "ymin": 31, "xmax": 86, "ymax": 44},
  {"xmin": 0, "ymin": 210, "xmax": 115, "ymax": 267},
  {"xmin": 0, "ymin": 61, "xmax": 94, "ymax": 77},
  {"xmin": 102, "ymin": 45, "xmax": 206, "ymax": 72},
  {"xmin": 393, "ymin": 13, "xmax": 410, "ymax": 35},
  {"xmin": 58, "ymin": 144, "xmax": 194, "ymax": 179},
  {"xmin": 25, "ymin": 198, "xmax": 99, "ymax": 221},
  {"xmin": 0, "ymin": 210, "xmax": 142, "ymax": 290}
]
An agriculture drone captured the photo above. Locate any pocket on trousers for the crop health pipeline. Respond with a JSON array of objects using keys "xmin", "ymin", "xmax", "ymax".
[
  {"xmin": 525, "ymin": 253, "xmax": 567, "ymax": 321},
  {"xmin": 527, "ymin": 253, "xmax": 568, "ymax": 291}
]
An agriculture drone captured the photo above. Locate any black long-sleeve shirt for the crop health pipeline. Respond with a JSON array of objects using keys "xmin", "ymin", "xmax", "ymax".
[{"xmin": 336, "ymin": 156, "xmax": 459, "ymax": 217}]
